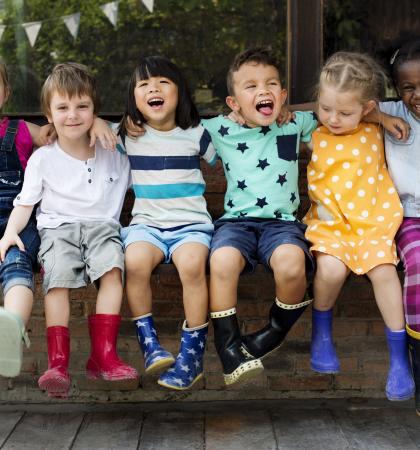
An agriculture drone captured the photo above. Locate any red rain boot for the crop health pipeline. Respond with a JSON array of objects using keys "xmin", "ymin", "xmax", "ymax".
[
  {"xmin": 38, "ymin": 326, "xmax": 71, "ymax": 398},
  {"xmin": 86, "ymin": 314, "xmax": 138, "ymax": 381}
]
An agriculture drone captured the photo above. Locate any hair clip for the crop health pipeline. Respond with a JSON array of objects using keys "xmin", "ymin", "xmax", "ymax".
[{"xmin": 390, "ymin": 49, "xmax": 400, "ymax": 65}]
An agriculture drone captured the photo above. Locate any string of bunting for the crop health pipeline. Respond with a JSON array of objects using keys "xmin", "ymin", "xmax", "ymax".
[{"xmin": 0, "ymin": 0, "xmax": 154, "ymax": 47}]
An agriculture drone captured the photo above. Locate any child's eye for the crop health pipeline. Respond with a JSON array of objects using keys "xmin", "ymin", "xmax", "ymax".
[
  {"xmin": 245, "ymin": 84, "xmax": 256, "ymax": 89},
  {"xmin": 137, "ymin": 82, "xmax": 148, "ymax": 88},
  {"xmin": 269, "ymin": 82, "xmax": 279, "ymax": 86},
  {"xmin": 160, "ymin": 79, "xmax": 170, "ymax": 84},
  {"xmin": 341, "ymin": 112, "xmax": 352, "ymax": 116}
]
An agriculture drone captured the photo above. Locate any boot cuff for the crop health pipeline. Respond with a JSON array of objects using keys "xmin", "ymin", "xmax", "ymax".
[
  {"xmin": 275, "ymin": 297, "xmax": 313, "ymax": 310},
  {"xmin": 210, "ymin": 308, "xmax": 236, "ymax": 319},
  {"xmin": 182, "ymin": 320, "xmax": 209, "ymax": 331},
  {"xmin": 406, "ymin": 325, "xmax": 420, "ymax": 340}
]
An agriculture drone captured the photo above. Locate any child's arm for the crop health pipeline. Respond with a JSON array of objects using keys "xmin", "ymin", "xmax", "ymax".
[
  {"xmin": 0, "ymin": 205, "xmax": 34, "ymax": 261},
  {"xmin": 364, "ymin": 109, "xmax": 410, "ymax": 141},
  {"xmin": 26, "ymin": 122, "xmax": 55, "ymax": 147},
  {"xmin": 89, "ymin": 117, "xmax": 118, "ymax": 150}
]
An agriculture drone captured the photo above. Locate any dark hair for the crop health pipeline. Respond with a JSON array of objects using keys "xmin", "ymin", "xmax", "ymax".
[
  {"xmin": 390, "ymin": 38, "xmax": 420, "ymax": 84},
  {"xmin": 227, "ymin": 47, "xmax": 280, "ymax": 96},
  {"xmin": 119, "ymin": 55, "xmax": 199, "ymax": 136}
]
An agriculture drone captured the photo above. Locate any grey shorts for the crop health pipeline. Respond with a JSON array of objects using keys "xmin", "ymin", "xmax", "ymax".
[{"xmin": 38, "ymin": 221, "xmax": 124, "ymax": 294}]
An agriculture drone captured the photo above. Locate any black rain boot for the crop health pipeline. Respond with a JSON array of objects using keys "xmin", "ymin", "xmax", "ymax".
[
  {"xmin": 210, "ymin": 308, "xmax": 263, "ymax": 385},
  {"xmin": 242, "ymin": 297, "xmax": 312, "ymax": 359},
  {"xmin": 407, "ymin": 325, "xmax": 420, "ymax": 416}
]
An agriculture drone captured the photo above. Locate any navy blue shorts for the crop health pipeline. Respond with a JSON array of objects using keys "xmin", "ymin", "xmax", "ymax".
[
  {"xmin": 211, "ymin": 218, "xmax": 314, "ymax": 278},
  {"xmin": 0, "ymin": 219, "xmax": 40, "ymax": 294}
]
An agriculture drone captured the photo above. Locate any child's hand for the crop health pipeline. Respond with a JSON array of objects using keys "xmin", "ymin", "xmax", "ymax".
[
  {"xmin": 125, "ymin": 116, "xmax": 145, "ymax": 138},
  {"xmin": 0, "ymin": 233, "xmax": 25, "ymax": 262},
  {"xmin": 382, "ymin": 113, "xmax": 410, "ymax": 141},
  {"xmin": 277, "ymin": 106, "xmax": 296, "ymax": 125},
  {"xmin": 226, "ymin": 110, "xmax": 245, "ymax": 125},
  {"xmin": 89, "ymin": 117, "xmax": 117, "ymax": 150},
  {"xmin": 38, "ymin": 124, "xmax": 56, "ymax": 146}
]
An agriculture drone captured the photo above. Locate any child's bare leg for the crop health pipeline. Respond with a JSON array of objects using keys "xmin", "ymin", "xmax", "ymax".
[
  {"xmin": 367, "ymin": 264, "xmax": 404, "ymax": 330},
  {"xmin": 270, "ymin": 244, "xmax": 307, "ymax": 303},
  {"xmin": 172, "ymin": 242, "xmax": 208, "ymax": 327},
  {"xmin": 209, "ymin": 247, "xmax": 245, "ymax": 312},
  {"xmin": 210, "ymin": 247, "xmax": 263, "ymax": 384},
  {"xmin": 158, "ymin": 243, "xmax": 210, "ymax": 390},
  {"xmin": 242, "ymin": 245, "xmax": 311, "ymax": 359},
  {"xmin": 4, "ymin": 285, "xmax": 33, "ymax": 325},
  {"xmin": 367, "ymin": 263, "xmax": 414, "ymax": 401},
  {"xmin": 96, "ymin": 267, "xmax": 123, "ymax": 315},
  {"xmin": 313, "ymin": 253, "xmax": 350, "ymax": 310},
  {"xmin": 125, "ymin": 242, "xmax": 164, "ymax": 317},
  {"xmin": 44, "ymin": 288, "xmax": 70, "ymax": 327},
  {"xmin": 310, "ymin": 254, "xmax": 349, "ymax": 373},
  {"xmin": 126, "ymin": 242, "xmax": 172, "ymax": 373}
]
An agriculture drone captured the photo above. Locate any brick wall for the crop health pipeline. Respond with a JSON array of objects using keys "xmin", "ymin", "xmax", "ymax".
[{"xmin": 0, "ymin": 148, "xmax": 392, "ymax": 403}]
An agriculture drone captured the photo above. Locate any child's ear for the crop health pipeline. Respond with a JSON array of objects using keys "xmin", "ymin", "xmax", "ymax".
[
  {"xmin": 226, "ymin": 96, "xmax": 240, "ymax": 112},
  {"xmin": 362, "ymin": 100, "xmax": 377, "ymax": 117},
  {"xmin": 280, "ymin": 88, "xmax": 288, "ymax": 106}
]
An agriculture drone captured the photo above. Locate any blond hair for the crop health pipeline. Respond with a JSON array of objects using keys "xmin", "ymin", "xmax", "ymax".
[
  {"xmin": 40, "ymin": 62, "xmax": 99, "ymax": 116},
  {"xmin": 0, "ymin": 62, "xmax": 10, "ymax": 101},
  {"xmin": 318, "ymin": 52, "xmax": 387, "ymax": 104}
]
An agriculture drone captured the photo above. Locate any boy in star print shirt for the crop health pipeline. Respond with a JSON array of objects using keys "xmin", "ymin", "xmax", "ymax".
[{"xmin": 202, "ymin": 47, "xmax": 318, "ymax": 385}]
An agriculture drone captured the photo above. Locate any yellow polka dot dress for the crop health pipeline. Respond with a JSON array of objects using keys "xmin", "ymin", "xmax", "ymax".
[{"xmin": 303, "ymin": 123, "xmax": 403, "ymax": 274}]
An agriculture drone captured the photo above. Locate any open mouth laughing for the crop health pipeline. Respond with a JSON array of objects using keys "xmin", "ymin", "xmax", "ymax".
[
  {"xmin": 256, "ymin": 99, "xmax": 274, "ymax": 116},
  {"xmin": 148, "ymin": 97, "xmax": 165, "ymax": 108}
]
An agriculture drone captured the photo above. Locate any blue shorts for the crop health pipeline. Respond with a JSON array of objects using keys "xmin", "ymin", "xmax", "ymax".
[
  {"xmin": 211, "ymin": 218, "xmax": 314, "ymax": 277},
  {"xmin": 121, "ymin": 222, "xmax": 214, "ymax": 263},
  {"xmin": 0, "ymin": 219, "xmax": 40, "ymax": 294}
]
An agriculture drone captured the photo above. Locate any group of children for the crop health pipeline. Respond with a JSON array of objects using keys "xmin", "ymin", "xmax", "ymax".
[{"xmin": 0, "ymin": 37, "xmax": 419, "ymax": 415}]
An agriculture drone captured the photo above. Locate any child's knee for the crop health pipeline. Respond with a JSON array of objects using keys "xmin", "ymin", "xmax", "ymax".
[
  {"xmin": 271, "ymin": 248, "xmax": 305, "ymax": 281},
  {"xmin": 210, "ymin": 249, "xmax": 243, "ymax": 279}
]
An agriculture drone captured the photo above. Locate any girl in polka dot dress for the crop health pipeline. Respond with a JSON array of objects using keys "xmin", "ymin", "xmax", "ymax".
[{"xmin": 304, "ymin": 52, "xmax": 415, "ymax": 401}]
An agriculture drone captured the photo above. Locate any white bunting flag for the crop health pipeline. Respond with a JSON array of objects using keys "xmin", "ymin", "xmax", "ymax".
[
  {"xmin": 62, "ymin": 12, "xmax": 81, "ymax": 39},
  {"xmin": 0, "ymin": 25, "xmax": 5, "ymax": 41},
  {"xmin": 100, "ymin": 1, "xmax": 119, "ymax": 27},
  {"xmin": 22, "ymin": 21, "xmax": 42, "ymax": 47},
  {"xmin": 142, "ymin": 0, "xmax": 154, "ymax": 13}
]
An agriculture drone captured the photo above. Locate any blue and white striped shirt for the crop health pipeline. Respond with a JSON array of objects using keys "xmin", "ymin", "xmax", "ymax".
[{"xmin": 123, "ymin": 124, "xmax": 217, "ymax": 228}]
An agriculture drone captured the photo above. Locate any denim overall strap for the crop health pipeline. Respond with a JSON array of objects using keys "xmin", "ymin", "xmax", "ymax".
[{"xmin": 0, "ymin": 120, "xmax": 22, "ymax": 172}]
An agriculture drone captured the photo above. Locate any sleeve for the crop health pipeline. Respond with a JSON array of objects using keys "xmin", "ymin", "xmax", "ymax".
[
  {"xmin": 378, "ymin": 101, "xmax": 395, "ymax": 115},
  {"xmin": 200, "ymin": 116, "xmax": 223, "ymax": 139},
  {"xmin": 198, "ymin": 126, "xmax": 217, "ymax": 166},
  {"xmin": 13, "ymin": 150, "xmax": 44, "ymax": 206},
  {"xmin": 295, "ymin": 111, "xmax": 318, "ymax": 142}
]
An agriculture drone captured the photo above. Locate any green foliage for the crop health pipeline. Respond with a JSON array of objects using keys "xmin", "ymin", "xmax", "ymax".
[{"xmin": 0, "ymin": 0, "xmax": 287, "ymax": 114}]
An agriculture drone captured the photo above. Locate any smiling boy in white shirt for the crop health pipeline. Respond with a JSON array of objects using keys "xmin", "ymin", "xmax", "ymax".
[{"xmin": 0, "ymin": 62, "xmax": 138, "ymax": 398}]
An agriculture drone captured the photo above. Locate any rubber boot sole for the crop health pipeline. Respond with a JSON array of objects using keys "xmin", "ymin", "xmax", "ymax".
[
  {"xmin": 157, "ymin": 372, "xmax": 204, "ymax": 391},
  {"xmin": 145, "ymin": 356, "xmax": 176, "ymax": 375},
  {"xmin": 224, "ymin": 359, "xmax": 264, "ymax": 385}
]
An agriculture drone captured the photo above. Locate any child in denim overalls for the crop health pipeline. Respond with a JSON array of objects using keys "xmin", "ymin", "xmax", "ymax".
[{"xmin": 0, "ymin": 63, "xmax": 47, "ymax": 377}]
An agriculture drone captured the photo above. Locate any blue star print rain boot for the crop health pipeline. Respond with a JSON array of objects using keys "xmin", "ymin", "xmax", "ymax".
[
  {"xmin": 385, "ymin": 327, "xmax": 415, "ymax": 401},
  {"xmin": 310, "ymin": 308, "xmax": 340, "ymax": 373},
  {"xmin": 158, "ymin": 321, "xmax": 208, "ymax": 390},
  {"xmin": 133, "ymin": 313, "xmax": 175, "ymax": 374}
]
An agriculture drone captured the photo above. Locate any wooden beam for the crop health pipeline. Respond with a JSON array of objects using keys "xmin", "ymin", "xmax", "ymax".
[{"xmin": 287, "ymin": 0, "xmax": 323, "ymax": 103}]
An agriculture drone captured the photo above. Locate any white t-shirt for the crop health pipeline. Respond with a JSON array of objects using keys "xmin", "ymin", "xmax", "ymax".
[
  {"xmin": 379, "ymin": 100, "xmax": 420, "ymax": 217},
  {"xmin": 14, "ymin": 140, "xmax": 130, "ymax": 229}
]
